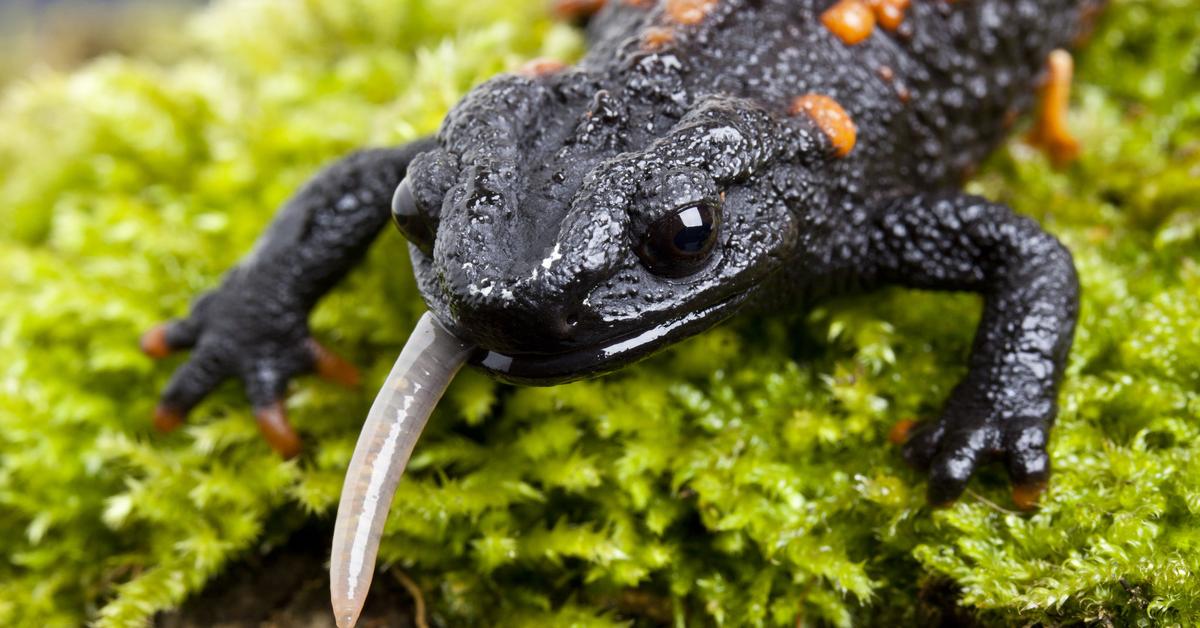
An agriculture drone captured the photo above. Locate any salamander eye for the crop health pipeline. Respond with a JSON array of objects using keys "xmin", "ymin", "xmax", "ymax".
[
  {"xmin": 637, "ymin": 202, "xmax": 720, "ymax": 278},
  {"xmin": 392, "ymin": 177, "xmax": 436, "ymax": 255}
]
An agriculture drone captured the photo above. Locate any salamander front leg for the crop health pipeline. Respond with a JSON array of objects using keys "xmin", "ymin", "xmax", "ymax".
[
  {"xmin": 142, "ymin": 139, "xmax": 437, "ymax": 457},
  {"xmin": 861, "ymin": 194, "xmax": 1080, "ymax": 508}
]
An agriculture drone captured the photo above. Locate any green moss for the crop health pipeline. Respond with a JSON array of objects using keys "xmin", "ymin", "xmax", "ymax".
[{"xmin": 0, "ymin": 0, "xmax": 1197, "ymax": 625}]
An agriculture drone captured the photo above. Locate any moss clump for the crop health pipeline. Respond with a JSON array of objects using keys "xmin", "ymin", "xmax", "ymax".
[{"xmin": 0, "ymin": 0, "xmax": 1197, "ymax": 625}]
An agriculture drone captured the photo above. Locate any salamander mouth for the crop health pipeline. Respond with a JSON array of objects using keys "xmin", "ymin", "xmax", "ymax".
[{"xmin": 464, "ymin": 292, "xmax": 750, "ymax": 385}]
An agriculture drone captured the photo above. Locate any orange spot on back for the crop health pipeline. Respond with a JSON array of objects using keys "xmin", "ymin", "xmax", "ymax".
[
  {"xmin": 867, "ymin": 0, "xmax": 909, "ymax": 31},
  {"xmin": 666, "ymin": 0, "xmax": 718, "ymax": 25},
  {"xmin": 821, "ymin": 0, "xmax": 875, "ymax": 45},
  {"xmin": 789, "ymin": 94, "xmax": 858, "ymax": 158},
  {"xmin": 518, "ymin": 57, "xmax": 568, "ymax": 77},
  {"xmin": 552, "ymin": 0, "xmax": 606, "ymax": 20},
  {"xmin": 642, "ymin": 26, "xmax": 675, "ymax": 49}
]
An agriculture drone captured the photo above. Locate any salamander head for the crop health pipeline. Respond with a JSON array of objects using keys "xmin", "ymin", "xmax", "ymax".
[{"xmin": 394, "ymin": 65, "xmax": 831, "ymax": 384}]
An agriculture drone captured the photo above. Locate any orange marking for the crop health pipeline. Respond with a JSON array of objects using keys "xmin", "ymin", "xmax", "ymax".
[
  {"xmin": 623, "ymin": 0, "xmax": 653, "ymax": 7},
  {"xmin": 552, "ymin": 0, "xmax": 606, "ymax": 20},
  {"xmin": 255, "ymin": 401, "xmax": 303, "ymax": 459},
  {"xmin": 821, "ymin": 0, "xmax": 875, "ymax": 45},
  {"xmin": 789, "ymin": 94, "xmax": 858, "ymax": 158},
  {"xmin": 868, "ymin": 0, "xmax": 910, "ymax": 31},
  {"xmin": 153, "ymin": 405, "xmax": 185, "ymax": 433},
  {"xmin": 308, "ymin": 339, "xmax": 361, "ymax": 388},
  {"xmin": 1012, "ymin": 480, "xmax": 1048, "ymax": 511},
  {"xmin": 140, "ymin": 324, "xmax": 172, "ymax": 359},
  {"xmin": 888, "ymin": 418, "xmax": 918, "ymax": 445},
  {"xmin": 1027, "ymin": 49, "xmax": 1080, "ymax": 167},
  {"xmin": 642, "ymin": 26, "xmax": 675, "ymax": 49},
  {"xmin": 518, "ymin": 57, "xmax": 567, "ymax": 77},
  {"xmin": 666, "ymin": 0, "xmax": 718, "ymax": 25}
]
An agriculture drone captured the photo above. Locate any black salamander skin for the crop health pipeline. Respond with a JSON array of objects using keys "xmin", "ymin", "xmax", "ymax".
[{"xmin": 149, "ymin": 0, "xmax": 1102, "ymax": 504}]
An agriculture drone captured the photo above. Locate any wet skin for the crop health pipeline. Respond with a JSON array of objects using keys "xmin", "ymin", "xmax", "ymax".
[{"xmin": 145, "ymin": 0, "xmax": 1105, "ymax": 506}]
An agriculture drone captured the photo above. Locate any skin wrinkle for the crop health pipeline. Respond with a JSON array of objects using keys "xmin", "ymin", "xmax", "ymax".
[{"xmin": 148, "ymin": 0, "xmax": 1101, "ymax": 502}]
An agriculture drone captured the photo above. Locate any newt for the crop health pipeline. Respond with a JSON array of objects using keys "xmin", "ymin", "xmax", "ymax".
[{"xmin": 141, "ymin": 1, "xmax": 1104, "ymax": 624}]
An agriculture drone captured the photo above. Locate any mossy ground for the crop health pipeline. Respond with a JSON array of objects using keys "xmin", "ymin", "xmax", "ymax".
[{"xmin": 1, "ymin": 0, "xmax": 1198, "ymax": 626}]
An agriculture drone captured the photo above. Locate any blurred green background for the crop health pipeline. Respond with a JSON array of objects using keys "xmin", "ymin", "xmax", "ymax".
[
  {"xmin": 0, "ymin": 1, "xmax": 204, "ymax": 85},
  {"xmin": 0, "ymin": 0, "xmax": 1198, "ymax": 626}
]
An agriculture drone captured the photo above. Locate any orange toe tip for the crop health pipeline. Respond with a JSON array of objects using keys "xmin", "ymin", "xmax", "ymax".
[
  {"xmin": 309, "ymin": 340, "xmax": 362, "ymax": 389},
  {"xmin": 273, "ymin": 439, "xmax": 303, "ymax": 460},
  {"xmin": 1012, "ymin": 481, "xmax": 1048, "ymax": 511},
  {"xmin": 1029, "ymin": 132, "xmax": 1080, "ymax": 167},
  {"xmin": 888, "ymin": 418, "xmax": 918, "ymax": 445},
  {"xmin": 1049, "ymin": 140, "xmax": 1081, "ymax": 167},
  {"xmin": 140, "ymin": 325, "xmax": 172, "ymax": 359},
  {"xmin": 322, "ymin": 362, "xmax": 362, "ymax": 389},
  {"xmin": 341, "ymin": 371, "xmax": 363, "ymax": 388},
  {"xmin": 153, "ymin": 405, "xmax": 185, "ymax": 433},
  {"xmin": 255, "ymin": 403, "xmax": 303, "ymax": 460}
]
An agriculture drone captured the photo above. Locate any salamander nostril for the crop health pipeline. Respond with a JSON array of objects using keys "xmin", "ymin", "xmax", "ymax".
[
  {"xmin": 392, "ymin": 177, "xmax": 436, "ymax": 255},
  {"xmin": 541, "ymin": 307, "xmax": 576, "ymax": 341}
]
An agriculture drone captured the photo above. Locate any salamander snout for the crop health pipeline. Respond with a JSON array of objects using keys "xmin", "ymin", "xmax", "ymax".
[{"xmin": 443, "ymin": 286, "xmax": 588, "ymax": 356}]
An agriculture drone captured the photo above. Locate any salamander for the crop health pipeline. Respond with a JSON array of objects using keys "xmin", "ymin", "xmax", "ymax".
[{"xmin": 143, "ymin": 0, "xmax": 1103, "ymax": 512}]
